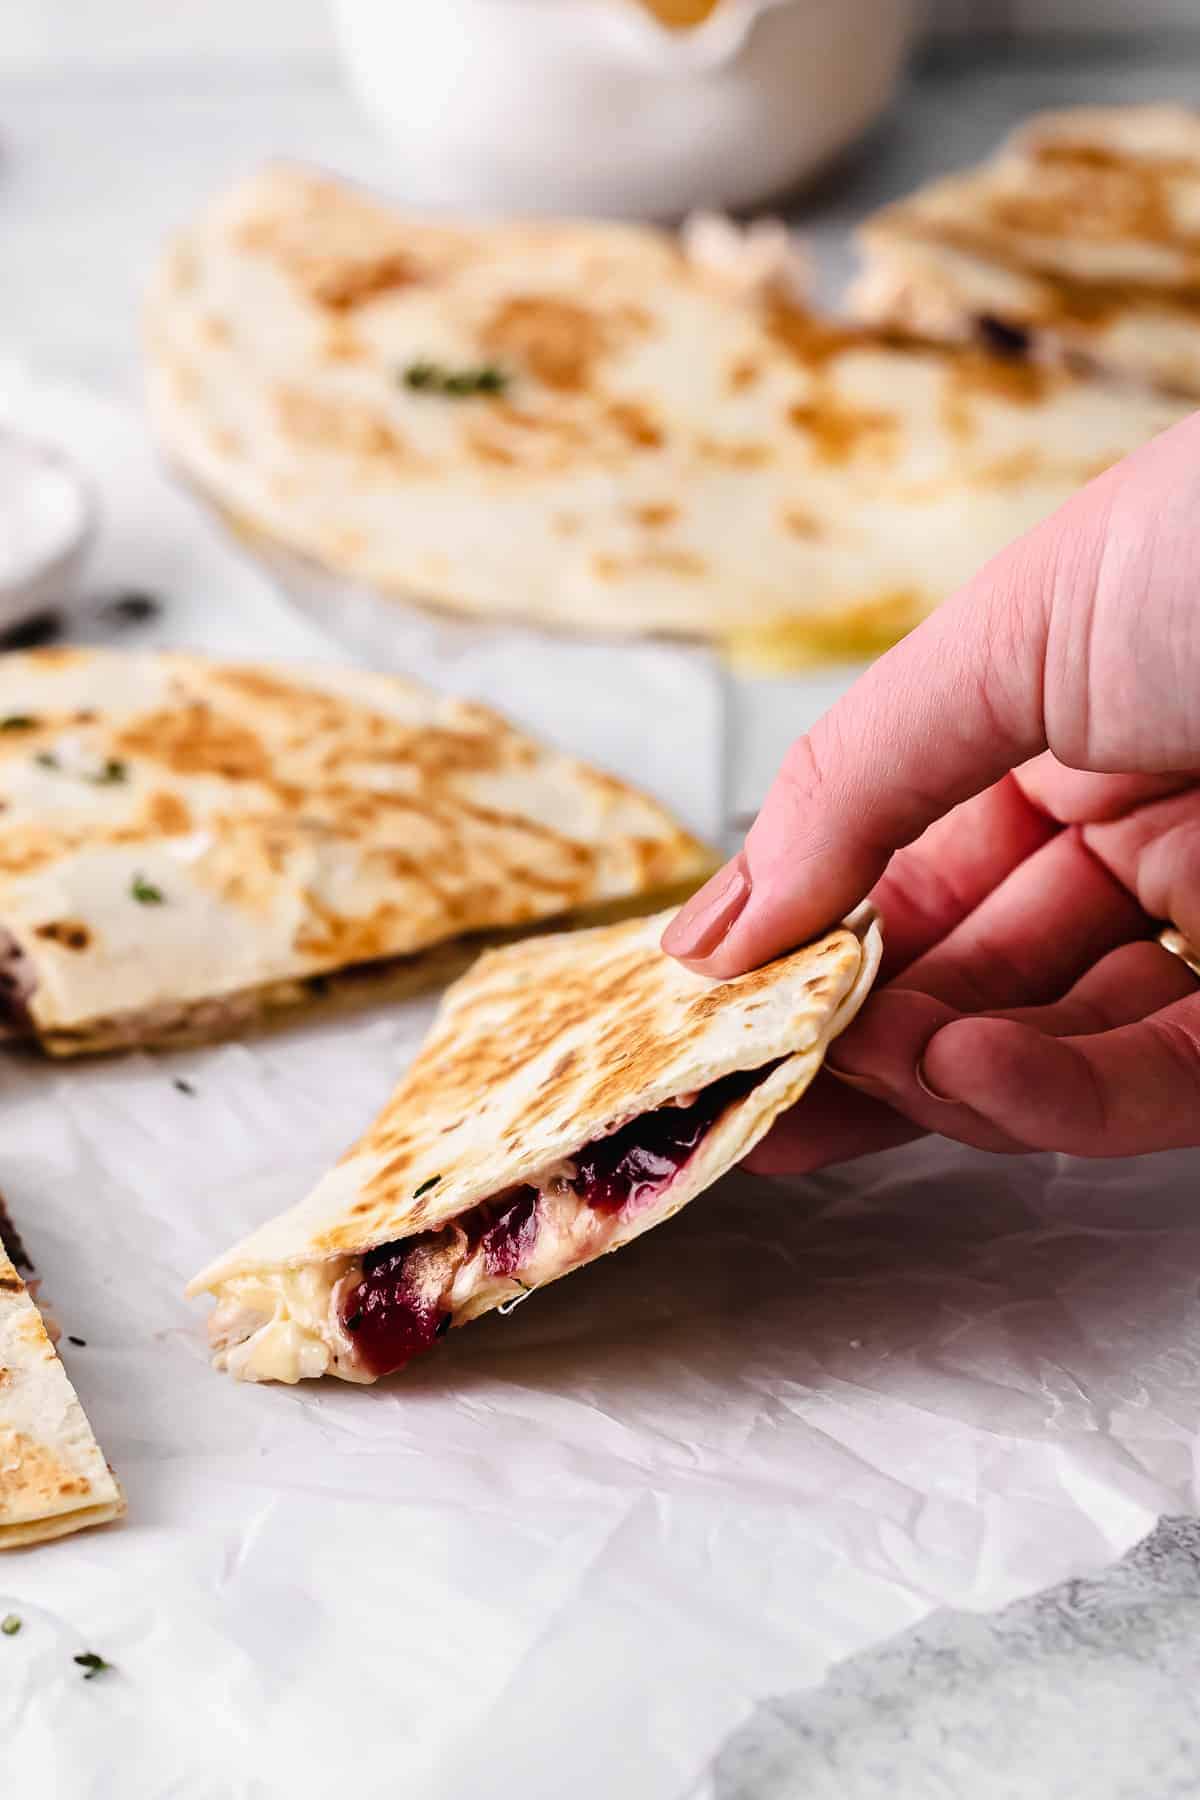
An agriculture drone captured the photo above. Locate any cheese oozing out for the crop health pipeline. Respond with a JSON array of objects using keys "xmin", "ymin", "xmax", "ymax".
[{"xmin": 208, "ymin": 1060, "xmax": 780, "ymax": 1383}]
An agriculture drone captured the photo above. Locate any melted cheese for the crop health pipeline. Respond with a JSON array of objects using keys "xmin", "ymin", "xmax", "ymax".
[{"xmin": 206, "ymin": 1166, "xmax": 623, "ymax": 1382}]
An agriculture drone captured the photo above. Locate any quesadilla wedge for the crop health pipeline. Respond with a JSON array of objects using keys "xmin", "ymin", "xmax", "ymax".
[
  {"xmin": 0, "ymin": 1219, "xmax": 124, "ymax": 1548},
  {"xmin": 0, "ymin": 648, "xmax": 710, "ymax": 1057},
  {"xmin": 145, "ymin": 166, "xmax": 1186, "ymax": 666},
  {"xmin": 852, "ymin": 105, "xmax": 1200, "ymax": 398},
  {"xmin": 188, "ymin": 902, "xmax": 882, "ymax": 1384}
]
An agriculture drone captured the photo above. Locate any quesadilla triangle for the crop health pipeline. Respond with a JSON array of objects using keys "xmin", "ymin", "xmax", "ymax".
[
  {"xmin": 0, "ymin": 647, "xmax": 710, "ymax": 1058},
  {"xmin": 0, "ymin": 1230, "xmax": 124, "ymax": 1548},
  {"xmin": 146, "ymin": 165, "xmax": 1186, "ymax": 665},
  {"xmin": 852, "ymin": 105, "xmax": 1200, "ymax": 399},
  {"xmin": 188, "ymin": 902, "xmax": 883, "ymax": 1385}
]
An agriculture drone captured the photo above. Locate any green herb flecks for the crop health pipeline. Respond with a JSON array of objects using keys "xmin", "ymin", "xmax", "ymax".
[
  {"xmin": 413, "ymin": 1175, "xmax": 441, "ymax": 1199},
  {"xmin": 34, "ymin": 751, "xmax": 59, "ymax": 771},
  {"xmin": 131, "ymin": 874, "xmax": 165, "ymax": 906},
  {"xmin": 0, "ymin": 715, "xmax": 38, "ymax": 732},
  {"xmin": 74, "ymin": 1651, "xmax": 112, "ymax": 1680},
  {"xmin": 1, "ymin": 1615, "xmax": 21, "ymax": 1636},
  {"xmin": 173, "ymin": 1078, "xmax": 196, "ymax": 1097},
  {"xmin": 87, "ymin": 759, "xmax": 127, "ymax": 787},
  {"xmin": 402, "ymin": 360, "xmax": 508, "ymax": 398}
]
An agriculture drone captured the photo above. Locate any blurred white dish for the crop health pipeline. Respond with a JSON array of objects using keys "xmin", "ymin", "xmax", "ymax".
[
  {"xmin": 0, "ymin": 431, "xmax": 94, "ymax": 633},
  {"xmin": 331, "ymin": 0, "xmax": 917, "ymax": 219}
]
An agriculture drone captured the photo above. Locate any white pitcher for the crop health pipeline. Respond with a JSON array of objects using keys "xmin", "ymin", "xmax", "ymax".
[{"xmin": 332, "ymin": 0, "xmax": 918, "ymax": 218}]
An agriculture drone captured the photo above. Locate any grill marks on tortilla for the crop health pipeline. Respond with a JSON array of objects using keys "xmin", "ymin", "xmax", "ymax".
[
  {"xmin": 0, "ymin": 652, "xmax": 708, "ymax": 1034},
  {"xmin": 326, "ymin": 931, "xmax": 856, "ymax": 1248}
]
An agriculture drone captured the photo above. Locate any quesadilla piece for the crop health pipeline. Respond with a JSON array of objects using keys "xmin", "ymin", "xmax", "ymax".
[
  {"xmin": 188, "ymin": 902, "xmax": 882, "ymax": 1385},
  {"xmin": 852, "ymin": 105, "xmax": 1200, "ymax": 398},
  {"xmin": 0, "ymin": 647, "xmax": 710, "ymax": 1058},
  {"xmin": 145, "ymin": 166, "xmax": 1186, "ymax": 667},
  {"xmin": 0, "ymin": 1226, "xmax": 124, "ymax": 1548}
]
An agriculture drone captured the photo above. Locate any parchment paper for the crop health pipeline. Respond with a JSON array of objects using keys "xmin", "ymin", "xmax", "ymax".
[{"xmin": 1, "ymin": 370, "xmax": 1198, "ymax": 1800}]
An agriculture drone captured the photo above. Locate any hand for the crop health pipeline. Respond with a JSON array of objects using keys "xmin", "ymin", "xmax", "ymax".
[{"xmin": 663, "ymin": 411, "xmax": 1200, "ymax": 1167}]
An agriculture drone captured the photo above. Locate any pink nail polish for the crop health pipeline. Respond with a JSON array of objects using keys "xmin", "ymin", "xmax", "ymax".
[{"xmin": 662, "ymin": 854, "xmax": 751, "ymax": 960}]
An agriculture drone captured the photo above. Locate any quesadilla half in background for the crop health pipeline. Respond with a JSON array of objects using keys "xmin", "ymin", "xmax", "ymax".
[
  {"xmin": 853, "ymin": 105, "xmax": 1200, "ymax": 399},
  {"xmin": 0, "ymin": 648, "xmax": 710, "ymax": 1057},
  {"xmin": 0, "ymin": 1206, "xmax": 124, "ymax": 1548},
  {"xmin": 188, "ymin": 902, "xmax": 882, "ymax": 1385},
  {"xmin": 145, "ymin": 167, "xmax": 1186, "ymax": 668}
]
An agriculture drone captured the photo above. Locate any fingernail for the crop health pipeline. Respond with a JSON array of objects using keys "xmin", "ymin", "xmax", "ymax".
[
  {"xmin": 915, "ymin": 1057, "xmax": 961, "ymax": 1105},
  {"xmin": 662, "ymin": 854, "xmax": 751, "ymax": 960}
]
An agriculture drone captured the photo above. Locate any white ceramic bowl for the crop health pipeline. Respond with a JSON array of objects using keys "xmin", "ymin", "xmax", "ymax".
[
  {"xmin": 332, "ymin": 0, "xmax": 917, "ymax": 219},
  {"xmin": 0, "ymin": 432, "xmax": 95, "ymax": 636}
]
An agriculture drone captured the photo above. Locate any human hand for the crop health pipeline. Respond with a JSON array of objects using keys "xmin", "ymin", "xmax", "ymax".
[{"xmin": 663, "ymin": 411, "xmax": 1200, "ymax": 1167}]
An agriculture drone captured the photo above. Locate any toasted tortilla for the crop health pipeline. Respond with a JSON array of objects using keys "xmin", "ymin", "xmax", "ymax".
[
  {"xmin": 188, "ymin": 902, "xmax": 882, "ymax": 1385},
  {"xmin": 0, "ymin": 1237, "xmax": 123, "ymax": 1548},
  {"xmin": 852, "ymin": 105, "xmax": 1200, "ymax": 397},
  {"xmin": 145, "ymin": 167, "xmax": 1185, "ymax": 665},
  {"xmin": 0, "ymin": 647, "xmax": 710, "ymax": 1057}
]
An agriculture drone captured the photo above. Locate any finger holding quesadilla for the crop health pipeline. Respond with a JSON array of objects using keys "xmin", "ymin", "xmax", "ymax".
[
  {"xmin": 0, "ymin": 647, "xmax": 710, "ymax": 1057},
  {"xmin": 188, "ymin": 904, "xmax": 881, "ymax": 1384}
]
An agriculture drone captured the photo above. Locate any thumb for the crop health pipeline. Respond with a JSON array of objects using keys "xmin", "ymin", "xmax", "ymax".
[{"xmin": 663, "ymin": 472, "xmax": 1118, "ymax": 977}]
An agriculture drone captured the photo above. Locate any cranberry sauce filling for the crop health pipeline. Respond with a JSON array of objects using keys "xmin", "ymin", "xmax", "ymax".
[
  {"xmin": 571, "ymin": 1059, "xmax": 781, "ymax": 1216},
  {"xmin": 339, "ymin": 1060, "xmax": 781, "ymax": 1376},
  {"xmin": 341, "ymin": 1236, "xmax": 453, "ymax": 1378},
  {"xmin": 481, "ymin": 1187, "xmax": 539, "ymax": 1277}
]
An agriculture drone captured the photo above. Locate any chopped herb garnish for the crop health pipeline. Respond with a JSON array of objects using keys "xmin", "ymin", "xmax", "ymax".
[
  {"xmin": 413, "ymin": 1175, "xmax": 441, "ymax": 1199},
  {"xmin": 67, "ymin": 1335, "xmax": 87, "ymax": 1347},
  {"xmin": 401, "ymin": 360, "xmax": 508, "ymax": 398},
  {"xmin": 173, "ymin": 1078, "xmax": 196, "ymax": 1097},
  {"xmin": 0, "ymin": 611, "xmax": 62, "ymax": 652},
  {"xmin": 131, "ymin": 874, "xmax": 165, "ymax": 905},
  {"xmin": 34, "ymin": 751, "xmax": 59, "ymax": 771},
  {"xmin": 102, "ymin": 590, "xmax": 162, "ymax": 627},
  {"xmin": 87, "ymin": 759, "xmax": 127, "ymax": 787},
  {"xmin": 1, "ymin": 1615, "xmax": 21, "ymax": 1636},
  {"xmin": 345, "ymin": 1310, "xmax": 363, "ymax": 1332},
  {"xmin": 0, "ymin": 715, "xmax": 37, "ymax": 732},
  {"xmin": 74, "ymin": 1651, "xmax": 112, "ymax": 1680}
]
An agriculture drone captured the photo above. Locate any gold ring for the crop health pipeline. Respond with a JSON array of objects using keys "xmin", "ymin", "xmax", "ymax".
[{"xmin": 1158, "ymin": 926, "xmax": 1200, "ymax": 982}]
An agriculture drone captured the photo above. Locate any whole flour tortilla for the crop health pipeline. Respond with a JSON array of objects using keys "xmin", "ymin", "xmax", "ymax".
[
  {"xmin": 852, "ymin": 105, "xmax": 1200, "ymax": 397},
  {"xmin": 188, "ymin": 903, "xmax": 882, "ymax": 1385},
  {"xmin": 0, "ymin": 647, "xmax": 710, "ymax": 1056},
  {"xmin": 145, "ymin": 166, "xmax": 1186, "ymax": 666},
  {"xmin": 0, "ymin": 1239, "xmax": 124, "ymax": 1548}
]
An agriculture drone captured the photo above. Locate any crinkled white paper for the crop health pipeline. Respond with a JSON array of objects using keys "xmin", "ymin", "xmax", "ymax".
[{"xmin": 1, "ymin": 372, "xmax": 1199, "ymax": 1800}]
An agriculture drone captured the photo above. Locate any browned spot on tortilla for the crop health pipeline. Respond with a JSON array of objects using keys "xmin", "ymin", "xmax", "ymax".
[
  {"xmin": 554, "ymin": 513, "xmax": 582, "ymax": 537},
  {"xmin": 198, "ymin": 313, "xmax": 231, "ymax": 346},
  {"xmin": 631, "ymin": 502, "xmax": 678, "ymax": 529},
  {"xmin": 321, "ymin": 321, "xmax": 368, "ymax": 362},
  {"xmin": 272, "ymin": 386, "xmax": 409, "ymax": 462},
  {"xmin": 117, "ymin": 705, "xmax": 273, "ymax": 784},
  {"xmin": 608, "ymin": 400, "xmax": 664, "ymax": 450},
  {"xmin": 479, "ymin": 295, "xmax": 608, "ymax": 392},
  {"xmin": 782, "ymin": 504, "xmax": 824, "ymax": 539},
  {"xmin": 788, "ymin": 398, "xmax": 899, "ymax": 467},
  {"xmin": 592, "ymin": 547, "xmax": 706, "ymax": 581},
  {"xmin": 696, "ymin": 435, "xmax": 771, "ymax": 468},
  {"xmin": 34, "ymin": 921, "xmax": 91, "ymax": 952},
  {"xmin": 766, "ymin": 301, "xmax": 868, "ymax": 368},
  {"xmin": 208, "ymin": 426, "xmax": 243, "ymax": 459},
  {"xmin": 142, "ymin": 791, "xmax": 194, "ymax": 836},
  {"xmin": 727, "ymin": 357, "xmax": 761, "ymax": 392}
]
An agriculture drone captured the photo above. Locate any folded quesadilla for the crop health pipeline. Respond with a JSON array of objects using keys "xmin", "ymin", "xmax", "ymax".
[
  {"xmin": 0, "ymin": 648, "xmax": 709, "ymax": 1057},
  {"xmin": 853, "ymin": 105, "xmax": 1200, "ymax": 398},
  {"xmin": 188, "ymin": 902, "xmax": 882, "ymax": 1384},
  {"xmin": 0, "ymin": 1216, "xmax": 124, "ymax": 1548},
  {"xmin": 146, "ymin": 167, "xmax": 1185, "ymax": 666}
]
